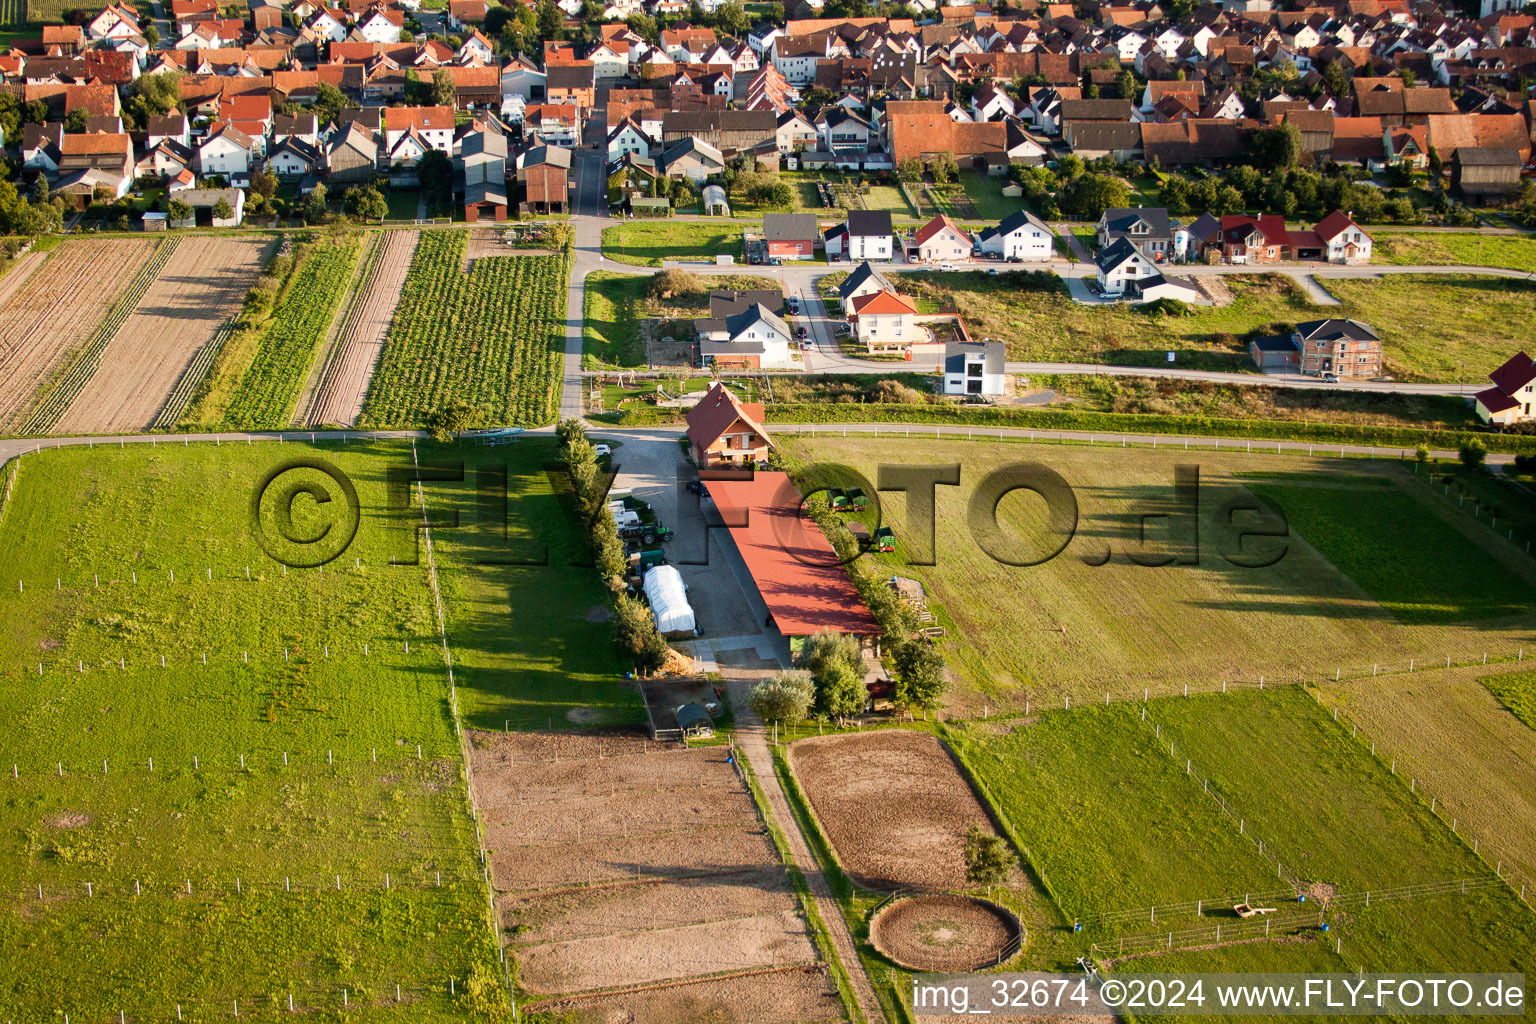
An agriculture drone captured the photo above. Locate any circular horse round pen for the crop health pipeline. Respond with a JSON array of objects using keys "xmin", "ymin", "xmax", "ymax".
[{"xmin": 869, "ymin": 894, "xmax": 1023, "ymax": 973}]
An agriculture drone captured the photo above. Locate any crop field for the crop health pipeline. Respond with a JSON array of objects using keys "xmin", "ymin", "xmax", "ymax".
[
  {"xmin": 787, "ymin": 731, "xmax": 1000, "ymax": 891},
  {"xmin": 0, "ymin": 238, "xmax": 158, "ymax": 431},
  {"xmin": 52, "ymin": 236, "xmax": 270, "ymax": 434},
  {"xmin": 223, "ymin": 236, "xmax": 362, "ymax": 429},
  {"xmin": 470, "ymin": 731, "xmax": 843, "ymax": 1018},
  {"xmin": 0, "ymin": 440, "xmax": 508, "ymax": 1020},
  {"xmin": 303, "ymin": 230, "xmax": 419, "ymax": 427},
  {"xmin": 601, "ymin": 220, "xmax": 746, "ymax": 266},
  {"xmin": 1319, "ymin": 665, "xmax": 1536, "ymax": 882},
  {"xmin": 360, "ymin": 230, "xmax": 567, "ymax": 428},
  {"xmin": 901, "ymin": 271, "xmax": 1536, "ymax": 380},
  {"xmin": 784, "ymin": 438, "xmax": 1536, "ymax": 708},
  {"xmin": 947, "ymin": 709, "xmax": 1278, "ymax": 921}
]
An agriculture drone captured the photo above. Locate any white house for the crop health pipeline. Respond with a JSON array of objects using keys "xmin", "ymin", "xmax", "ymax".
[
  {"xmin": 171, "ymin": 186, "xmax": 245, "ymax": 226},
  {"xmin": 588, "ymin": 41, "xmax": 628, "ymax": 78},
  {"xmin": 356, "ymin": 8, "xmax": 404, "ymax": 43},
  {"xmin": 943, "ymin": 340, "xmax": 1006, "ymax": 396},
  {"xmin": 385, "ymin": 106, "xmax": 454, "ymax": 153},
  {"xmin": 700, "ymin": 303, "xmax": 794, "ymax": 368},
  {"xmin": 1095, "ymin": 237, "xmax": 1158, "ymax": 296},
  {"xmin": 977, "ymin": 210, "xmax": 1054, "ymax": 261},
  {"xmin": 267, "ymin": 137, "xmax": 321, "ymax": 178},
  {"xmin": 834, "ymin": 260, "xmax": 891, "ymax": 310},
  {"xmin": 606, "ymin": 118, "xmax": 652, "ymax": 162},
  {"xmin": 846, "ymin": 209, "xmax": 894, "ymax": 261},
  {"xmin": 1314, "ymin": 209, "xmax": 1372, "ymax": 263},
  {"xmin": 912, "ymin": 214, "xmax": 972, "ymax": 263},
  {"xmin": 849, "ymin": 288, "xmax": 919, "ymax": 352},
  {"xmin": 303, "ymin": 9, "xmax": 347, "ymax": 42},
  {"xmin": 196, "ymin": 123, "xmax": 253, "ymax": 179},
  {"xmin": 458, "ymin": 29, "xmax": 495, "ymax": 64}
]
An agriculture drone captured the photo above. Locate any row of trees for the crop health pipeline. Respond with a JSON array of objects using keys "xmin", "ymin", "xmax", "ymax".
[{"xmin": 556, "ymin": 420, "xmax": 669, "ymax": 672}]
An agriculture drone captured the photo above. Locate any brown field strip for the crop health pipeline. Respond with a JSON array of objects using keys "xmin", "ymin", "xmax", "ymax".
[
  {"xmin": 470, "ymin": 730, "xmax": 843, "ymax": 1015},
  {"xmin": 0, "ymin": 239, "xmax": 157, "ymax": 428},
  {"xmin": 789, "ymin": 730, "xmax": 998, "ymax": 891},
  {"xmin": 302, "ymin": 229, "xmax": 417, "ymax": 427},
  {"xmin": 500, "ymin": 869, "xmax": 796, "ymax": 945},
  {"xmin": 523, "ymin": 964, "xmax": 846, "ymax": 1024},
  {"xmin": 0, "ymin": 251, "xmax": 46, "ymax": 306},
  {"xmin": 52, "ymin": 237, "xmax": 269, "ymax": 434}
]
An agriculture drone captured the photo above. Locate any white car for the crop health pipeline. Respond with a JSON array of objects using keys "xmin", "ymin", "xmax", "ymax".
[
  {"xmin": 939, "ymin": 262, "xmax": 958, "ymax": 271},
  {"xmin": 594, "ymin": 444, "xmax": 613, "ymax": 457}
]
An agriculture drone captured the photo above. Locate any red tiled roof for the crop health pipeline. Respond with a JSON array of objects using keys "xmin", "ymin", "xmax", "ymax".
[
  {"xmin": 850, "ymin": 289, "xmax": 919, "ymax": 317},
  {"xmin": 1490, "ymin": 350, "xmax": 1535, "ymax": 394},
  {"xmin": 1474, "ymin": 385, "xmax": 1520, "ymax": 414},
  {"xmin": 1313, "ymin": 209, "xmax": 1370, "ymax": 243},
  {"xmin": 703, "ymin": 471, "xmax": 880, "ymax": 636},
  {"xmin": 685, "ymin": 383, "xmax": 768, "ymax": 452},
  {"xmin": 914, "ymin": 213, "xmax": 971, "ymax": 248}
]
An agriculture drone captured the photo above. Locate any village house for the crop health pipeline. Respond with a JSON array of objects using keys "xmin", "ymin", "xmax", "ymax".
[
  {"xmin": 685, "ymin": 383, "xmax": 773, "ymax": 467},
  {"xmin": 1295, "ymin": 319, "xmax": 1383, "ymax": 378},
  {"xmin": 849, "ymin": 288, "xmax": 920, "ymax": 353},
  {"xmin": 943, "ymin": 340, "xmax": 1006, "ymax": 397},
  {"xmin": 977, "ymin": 210, "xmax": 1053, "ymax": 262},
  {"xmin": 762, "ymin": 212, "xmax": 818, "ymax": 261},
  {"xmin": 911, "ymin": 214, "xmax": 972, "ymax": 263},
  {"xmin": 1474, "ymin": 352, "xmax": 1536, "ymax": 426}
]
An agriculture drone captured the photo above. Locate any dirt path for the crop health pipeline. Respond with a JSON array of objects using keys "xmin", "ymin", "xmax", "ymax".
[
  {"xmin": 52, "ymin": 237, "xmax": 268, "ymax": 434},
  {"xmin": 0, "ymin": 239, "xmax": 157, "ymax": 429},
  {"xmin": 0, "ymin": 250, "xmax": 46, "ymax": 307},
  {"xmin": 725, "ymin": 670, "xmax": 888, "ymax": 1023},
  {"xmin": 301, "ymin": 229, "xmax": 418, "ymax": 427}
]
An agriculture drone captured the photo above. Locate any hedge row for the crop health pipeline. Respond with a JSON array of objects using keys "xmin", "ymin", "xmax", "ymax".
[{"xmin": 611, "ymin": 402, "xmax": 1536, "ymax": 454}]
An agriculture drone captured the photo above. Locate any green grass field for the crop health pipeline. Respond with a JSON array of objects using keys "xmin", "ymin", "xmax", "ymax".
[
  {"xmin": 1245, "ymin": 478, "xmax": 1533, "ymax": 624},
  {"xmin": 0, "ymin": 438, "xmax": 636, "ymax": 1018},
  {"xmin": 1375, "ymin": 232, "xmax": 1536, "ymax": 273},
  {"xmin": 904, "ymin": 271, "xmax": 1536, "ymax": 381},
  {"xmin": 784, "ymin": 438, "xmax": 1536, "ymax": 708},
  {"xmin": 582, "ymin": 271, "xmax": 647, "ymax": 369},
  {"xmin": 948, "ymin": 708, "xmax": 1278, "ymax": 920},
  {"xmin": 1484, "ymin": 670, "xmax": 1536, "ymax": 730},
  {"xmin": 600, "ymin": 221, "xmax": 745, "ymax": 266}
]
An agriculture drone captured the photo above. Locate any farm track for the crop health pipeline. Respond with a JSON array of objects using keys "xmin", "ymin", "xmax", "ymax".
[
  {"xmin": 0, "ymin": 238, "xmax": 159, "ymax": 432},
  {"xmin": 301, "ymin": 230, "xmax": 417, "ymax": 427},
  {"xmin": 53, "ymin": 236, "xmax": 269, "ymax": 435},
  {"xmin": 0, "ymin": 251, "xmax": 45, "ymax": 306}
]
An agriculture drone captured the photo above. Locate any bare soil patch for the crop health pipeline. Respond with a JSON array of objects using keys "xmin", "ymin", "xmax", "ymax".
[
  {"xmin": 870, "ymin": 893, "xmax": 1019, "ymax": 972},
  {"xmin": 53, "ymin": 236, "xmax": 269, "ymax": 433},
  {"xmin": 789, "ymin": 730, "xmax": 998, "ymax": 890},
  {"xmin": 492, "ymin": 822, "xmax": 777, "ymax": 891},
  {"xmin": 0, "ymin": 239, "xmax": 157, "ymax": 428},
  {"xmin": 484, "ymin": 782, "xmax": 754, "ymax": 847},
  {"xmin": 469, "ymin": 734, "xmax": 735, "ymax": 806},
  {"xmin": 526, "ymin": 964, "xmax": 845, "ymax": 1024},
  {"xmin": 0, "ymin": 251, "xmax": 46, "ymax": 307},
  {"xmin": 517, "ymin": 909, "xmax": 818, "ymax": 994},
  {"xmin": 501, "ymin": 869, "xmax": 795, "ymax": 945},
  {"xmin": 46, "ymin": 812, "xmax": 89, "ymax": 829},
  {"xmin": 304, "ymin": 230, "xmax": 418, "ymax": 427}
]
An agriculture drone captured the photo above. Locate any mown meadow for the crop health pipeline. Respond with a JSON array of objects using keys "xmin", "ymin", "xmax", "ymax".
[{"xmin": 0, "ymin": 440, "xmax": 521, "ymax": 1021}]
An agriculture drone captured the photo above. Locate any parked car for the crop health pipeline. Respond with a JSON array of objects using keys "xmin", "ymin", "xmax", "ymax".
[
  {"xmin": 685, "ymin": 480, "xmax": 705, "ymax": 495},
  {"xmin": 787, "ymin": 296, "xmax": 800, "ymax": 314},
  {"xmin": 1321, "ymin": 372, "xmax": 1339, "ymax": 383},
  {"xmin": 939, "ymin": 262, "xmax": 958, "ymax": 271},
  {"xmin": 594, "ymin": 444, "xmax": 612, "ymax": 457},
  {"xmin": 987, "ymin": 268, "xmax": 999, "ymax": 275},
  {"xmin": 797, "ymin": 326, "xmax": 808, "ymax": 340}
]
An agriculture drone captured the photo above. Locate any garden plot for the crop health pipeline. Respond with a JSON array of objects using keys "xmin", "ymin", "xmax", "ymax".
[
  {"xmin": 787, "ymin": 730, "xmax": 999, "ymax": 891},
  {"xmin": 52, "ymin": 236, "xmax": 269, "ymax": 434},
  {"xmin": 303, "ymin": 230, "xmax": 420, "ymax": 427},
  {"xmin": 360, "ymin": 230, "xmax": 568, "ymax": 428},
  {"xmin": 470, "ymin": 731, "xmax": 831, "ymax": 1007},
  {"xmin": 0, "ymin": 238, "xmax": 157, "ymax": 429}
]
